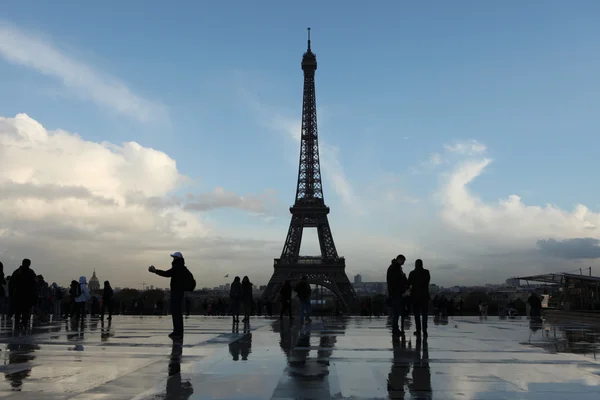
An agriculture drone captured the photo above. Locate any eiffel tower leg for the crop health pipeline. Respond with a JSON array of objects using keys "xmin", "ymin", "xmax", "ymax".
[
  {"xmin": 316, "ymin": 218, "xmax": 338, "ymax": 260},
  {"xmin": 280, "ymin": 215, "xmax": 304, "ymax": 260}
]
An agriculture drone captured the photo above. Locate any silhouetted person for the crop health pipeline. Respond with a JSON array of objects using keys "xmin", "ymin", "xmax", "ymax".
[
  {"xmin": 229, "ymin": 276, "xmax": 241, "ymax": 323},
  {"xmin": 51, "ymin": 283, "xmax": 62, "ymax": 319},
  {"xmin": 90, "ymin": 296, "xmax": 100, "ymax": 316},
  {"xmin": 149, "ymin": 252, "xmax": 187, "ymax": 340},
  {"xmin": 5, "ymin": 275, "xmax": 12, "ymax": 319},
  {"xmin": 408, "ymin": 259, "xmax": 430, "ymax": 337},
  {"xmin": 101, "ymin": 281, "xmax": 114, "ymax": 320},
  {"xmin": 68, "ymin": 280, "xmax": 80, "ymax": 318},
  {"xmin": 387, "ymin": 254, "xmax": 408, "ymax": 335},
  {"xmin": 74, "ymin": 276, "xmax": 90, "ymax": 321},
  {"xmin": 528, "ymin": 292, "xmax": 542, "ymax": 319},
  {"xmin": 279, "ymin": 280, "xmax": 293, "ymax": 320},
  {"xmin": 295, "ymin": 275, "xmax": 312, "ymax": 324},
  {"xmin": 241, "ymin": 276, "xmax": 253, "ymax": 322},
  {"xmin": 0, "ymin": 262, "xmax": 6, "ymax": 315},
  {"xmin": 10, "ymin": 259, "xmax": 37, "ymax": 328}
]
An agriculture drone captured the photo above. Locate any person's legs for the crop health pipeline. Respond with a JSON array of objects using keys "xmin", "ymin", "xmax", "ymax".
[
  {"xmin": 22, "ymin": 303, "xmax": 32, "ymax": 327},
  {"xmin": 391, "ymin": 297, "xmax": 403, "ymax": 332},
  {"xmin": 77, "ymin": 302, "xmax": 86, "ymax": 321},
  {"xmin": 280, "ymin": 300, "xmax": 286, "ymax": 319},
  {"xmin": 170, "ymin": 292, "xmax": 184, "ymax": 337},
  {"xmin": 299, "ymin": 301, "xmax": 306, "ymax": 322},
  {"xmin": 304, "ymin": 300, "xmax": 312, "ymax": 322},
  {"xmin": 13, "ymin": 301, "xmax": 22, "ymax": 324},
  {"xmin": 413, "ymin": 300, "xmax": 422, "ymax": 334},
  {"xmin": 420, "ymin": 302, "xmax": 428, "ymax": 335},
  {"xmin": 233, "ymin": 300, "xmax": 240, "ymax": 322},
  {"xmin": 53, "ymin": 300, "xmax": 60, "ymax": 319},
  {"xmin": 245, "ymin": 301, "xmax": 251, "ymax": 319}
]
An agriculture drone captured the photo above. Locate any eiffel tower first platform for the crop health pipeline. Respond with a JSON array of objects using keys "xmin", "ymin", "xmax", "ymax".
[{"xmin": 262, "ymin": 29, "xmax": 359, "ymax": 313}]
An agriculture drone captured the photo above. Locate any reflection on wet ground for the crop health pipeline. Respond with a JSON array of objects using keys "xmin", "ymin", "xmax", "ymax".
[{"xmin": 0, "ymin": 315, "xmax": 598, "ymax": 399}]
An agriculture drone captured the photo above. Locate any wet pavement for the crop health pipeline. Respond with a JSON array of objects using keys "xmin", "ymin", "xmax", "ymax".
[{"xmin": 0, "ymin": 315, "xmax": 599, "ymax": 399}]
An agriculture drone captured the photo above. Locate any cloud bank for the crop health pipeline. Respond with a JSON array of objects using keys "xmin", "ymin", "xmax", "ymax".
[{"xmin": 0, "ymin": 114, "xmax": 279, "ymax": 286}]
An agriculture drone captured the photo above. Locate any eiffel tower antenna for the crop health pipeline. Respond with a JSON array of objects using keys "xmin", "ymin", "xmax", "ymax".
[{"xmin": 262, "ymin": 30, "xmax": 359, "ymax": 313}]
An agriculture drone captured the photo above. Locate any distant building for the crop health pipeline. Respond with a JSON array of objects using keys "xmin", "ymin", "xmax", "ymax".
[
  {"xmin": 88, "ymin": 270, "xmax": 100, "ymax": 293},
  {"xmin": 354, "ymin": 274, "xmax": 362, "ymax": 284},
  {"xmin": 353, "ymin": 281, "xmax": 386, "ymax": 295},
  {"xmin": 505, "ymin": 278, "xmax": 520, "ymax": 287}
]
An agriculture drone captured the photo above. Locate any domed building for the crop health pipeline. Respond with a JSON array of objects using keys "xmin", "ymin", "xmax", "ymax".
[{"xmin": 88, "ymin": 270, "xmax": 101, "ymax": 294}]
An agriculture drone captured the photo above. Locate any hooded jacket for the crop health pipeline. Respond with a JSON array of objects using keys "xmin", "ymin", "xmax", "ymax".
[{"xmin": 75, "ymin": 276, "xmax": 91, "ymax": 303}]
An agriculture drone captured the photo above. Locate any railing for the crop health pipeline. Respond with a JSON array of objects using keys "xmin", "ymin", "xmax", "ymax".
[{"xmin": 274, "ymin": 257, "xmax": 345, "ymax": 266}]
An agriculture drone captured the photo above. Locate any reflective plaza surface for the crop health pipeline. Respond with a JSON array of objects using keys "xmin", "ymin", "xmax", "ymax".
[{"xmin": 0, "ymin": 315, "xmax": 599, "ymax": 399}]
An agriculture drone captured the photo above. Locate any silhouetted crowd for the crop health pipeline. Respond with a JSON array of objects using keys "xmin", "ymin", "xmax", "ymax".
[{"xmin": 0, "ymin": 259, "xmax": 115, "ymax": 330}]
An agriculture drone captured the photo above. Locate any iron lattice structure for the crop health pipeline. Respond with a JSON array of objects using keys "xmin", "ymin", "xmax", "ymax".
[{"xmin": 262, "ymin": 30, "xmax": 359, "ymax": 312}]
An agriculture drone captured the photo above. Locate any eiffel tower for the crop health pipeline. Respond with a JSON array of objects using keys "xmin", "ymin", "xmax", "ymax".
[{"xmin": 262, "ymin": 29, "xmax": 359, "ymax": 312}]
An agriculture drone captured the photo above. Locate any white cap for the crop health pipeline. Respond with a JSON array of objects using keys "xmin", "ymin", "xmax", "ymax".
[{"xmin": 170, "ymin": 251, "xmax": 183, "ymax": 258}]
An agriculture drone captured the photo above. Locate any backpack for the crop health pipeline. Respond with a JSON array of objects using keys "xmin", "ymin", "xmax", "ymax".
[
  {"xmin": 183, "ymin": 267, "xmax": 196, "ymax": 292},
  {"xmin": 74, "ymin": 284, "xmax": 82, "ymax": 298}
]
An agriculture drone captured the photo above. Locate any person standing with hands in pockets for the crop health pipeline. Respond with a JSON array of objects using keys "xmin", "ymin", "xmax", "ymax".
[{"xmin": 148, "ymin": 252, "xmax": 196, "ymax": 340}]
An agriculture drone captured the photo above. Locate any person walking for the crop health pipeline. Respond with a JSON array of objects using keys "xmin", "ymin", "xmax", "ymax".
[
  {"xmin": 241, "ymin": 276, "xmax": 253, "ymax": 323},
  {"xmin": 148, "ymin": 252, "xmax": 188, "ymax": 340},
  {"xmin": 387, "ymin": 255, "xmax": 409, "ymax": 335},
  {"xmin": 279, "ymin": 280, "xmax": 293, "ymax": 320},
  {"xmin": 408, "ymin": 259, "xmax": 431, "ymax": 337},
  {"xmin": 229, "ymin": 276, "xmax": 242, "ymax": 323},
  {"xmin": 101, "ymin": 281, "xmax": 114, "ymax": 320}
]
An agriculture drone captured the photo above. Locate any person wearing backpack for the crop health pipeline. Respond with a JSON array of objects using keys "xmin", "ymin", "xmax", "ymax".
[
  {"xmin": 149, "ymin": 251, "xmax": 195, "ymax": 340},
  {"xmin": 74, "ymin": 276, "xmax": 91, "ymax": 322}
]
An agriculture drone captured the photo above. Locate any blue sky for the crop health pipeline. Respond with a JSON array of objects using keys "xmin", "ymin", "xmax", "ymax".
[{"xmin": 1, "ymin": 1, "xmax": 600, "ymax": 287}]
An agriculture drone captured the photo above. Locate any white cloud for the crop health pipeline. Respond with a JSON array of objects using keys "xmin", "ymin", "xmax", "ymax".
[
  {"xmin": 432, "ymin": 141, "xmax": 600, "ymax": 282},
  {"xmin": 0, "ymin": 23, "xmax": 166, "ymax": 123},
  {"xmin": 415, "ymin": 152, "xmax": 444, "ymax": 172},
  {"xmin": 0, "ymin": 114, "xmax": 279, "ymax": 286},
  {"xmin": 427, "ymin": 152, "xmax": 442, "ymax": 166},
  {"xmin": 444, "ymin": 139, "xmax": 487, "ymax": 155},
  {"xmin": 184, "ymin": 187, "xmax": 280, "ymax": 215},
  {"xmin": 440, "ymin": 157, "xmax": 599, "ymax": 243}
]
